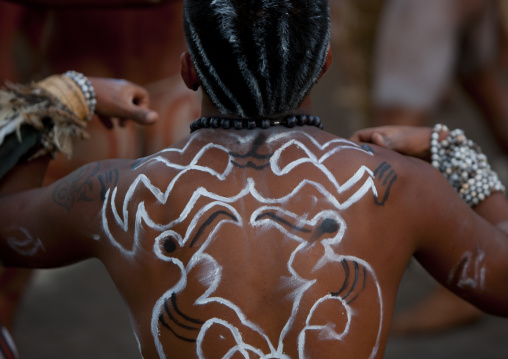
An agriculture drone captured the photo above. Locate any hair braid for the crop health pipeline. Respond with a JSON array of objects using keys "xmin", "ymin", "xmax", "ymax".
[{"xmin": 184, "ymin": 0, "xmax": 330, "ymax": 118}]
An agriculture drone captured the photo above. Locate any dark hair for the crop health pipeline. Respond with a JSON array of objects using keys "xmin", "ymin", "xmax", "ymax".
[{"xmin": 183, "ymin": 0, "xmax": 330, "ymax": 118}]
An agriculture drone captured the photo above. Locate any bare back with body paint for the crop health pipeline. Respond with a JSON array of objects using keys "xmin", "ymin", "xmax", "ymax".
[
  {"xmin": 3, "ymin": 124, "xmax": 508, "ymax": 358},
  {"xmin": 2, "ymin": 0, "xmax": 508, "ymax": 356},
  {"xmin": 104, "ymin": 127, "xmax": 391, "ymax": 358}
]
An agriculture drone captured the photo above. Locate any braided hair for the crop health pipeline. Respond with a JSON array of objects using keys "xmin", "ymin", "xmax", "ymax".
[{"xmin": 183, "ymin": 0, "xmax": 330, "ymax": 118}]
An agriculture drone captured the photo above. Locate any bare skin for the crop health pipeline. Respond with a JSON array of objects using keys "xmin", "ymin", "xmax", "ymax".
[
  {"xmin": 2, "ymin": 62, "xmax": 508, "ymax": 358},
  {"xmin": 90, "ymin": 77, "xmax": 158, "ymax": 128},
  {"xmin": 372, "ymin": 1, "xmax": 508, "ymax": 328},
  {"xmin": 0, "ymin": 0, "xmax": 200, "ymax": 182},
  {"xmin": 0, "ymin": 0, "xmax": 193, "ymax": 331},
  {"xmin": 0, "ymin": 76, "xmax": 156, "ymax": 329}
]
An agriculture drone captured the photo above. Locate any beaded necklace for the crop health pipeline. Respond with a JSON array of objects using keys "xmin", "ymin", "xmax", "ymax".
[{"xmin": 190, "ymin": 114, "xmax": 323, "ymax": 133}]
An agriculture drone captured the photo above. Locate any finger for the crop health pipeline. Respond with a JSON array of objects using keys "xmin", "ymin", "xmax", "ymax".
[
  {"xmin": 128, "ymin": 107, "xmax": 159, "ymax": 125},
  {"xmin": 118, "ymin": 118, "xmax": 128, "ymax": 127},
  {"xmin": 131, "ymin": 87, "xmax": 150, "ymax": 108},
  {"xmin": 371, "ymin": 133, "xmax": 391, "ymax": 148},
  {"xmin": 98, "ymin": 115, "xmax": 114, "ymax": 130},
  {"xmin": 349, "ymin": 129, "xmax": 375, "ymax": 143},
  {"xmin": 349, "ymin": 132, "xmax": 361, "ymax": 142}
]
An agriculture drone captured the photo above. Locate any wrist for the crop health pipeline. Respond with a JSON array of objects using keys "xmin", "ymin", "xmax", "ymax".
[
  {"xmin": 430, "ymin": 123, "xmax": 505, "ymax": 207},
  {"xmin": 63, "ymin": 71, "xmax": 97, "ymax": 121}
]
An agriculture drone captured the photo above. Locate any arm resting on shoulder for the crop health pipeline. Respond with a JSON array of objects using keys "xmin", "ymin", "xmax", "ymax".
[{"xmin": 352, "ymin": 125, "xmax": 508, "ymax": 316}]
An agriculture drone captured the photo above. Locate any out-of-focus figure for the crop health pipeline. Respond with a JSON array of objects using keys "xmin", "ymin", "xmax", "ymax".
[
  {"xmin": 0, "ymin": 0, "xmax": 200, "ymax": 331},
  {"xmin": 332, "ymin": 0, "xmax": 508, "ymax": 335},
  {"xmin": 11, "ymin": 0, "xmax": 201, "ymax": 183}
]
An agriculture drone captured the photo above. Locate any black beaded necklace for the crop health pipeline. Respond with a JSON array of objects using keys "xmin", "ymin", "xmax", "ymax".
[{"xmin": 190, "ymin": 114, "xmax": 323, "ymax": 133}]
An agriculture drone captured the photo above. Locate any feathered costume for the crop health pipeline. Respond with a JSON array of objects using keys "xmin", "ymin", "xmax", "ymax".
[{"xmin": 0, "ymin": 76, "xmax": 90, "ymax": 179}]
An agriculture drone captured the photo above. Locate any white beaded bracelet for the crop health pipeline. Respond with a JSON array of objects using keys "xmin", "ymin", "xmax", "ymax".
[
  {"xmin": 431, "ymin": 124, "xmax": 505, "ymax": 207},
  {"xmin": 64, "ymin": 71, "xmax": 96, "ymax": 121}
]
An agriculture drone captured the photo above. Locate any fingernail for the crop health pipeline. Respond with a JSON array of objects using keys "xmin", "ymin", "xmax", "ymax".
[{"xmin": 146, "ymin": 112, "xmax": 158, "ymax": 122}]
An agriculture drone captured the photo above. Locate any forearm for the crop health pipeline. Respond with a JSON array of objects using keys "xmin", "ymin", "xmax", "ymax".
[
  {"xmin": 1, "ymin": 0, "xmax": 174, "ymax": 8},
  {"xmin": 0, "ymin": 169, "xmax": 102, "ymax": 268},
  {"xmin": 352, "ymin": 124, "xmax": 508, "ymax": 224},
  {"xmin": 474, "ymin": 192, "xmax": 508, "ymax": 232}
]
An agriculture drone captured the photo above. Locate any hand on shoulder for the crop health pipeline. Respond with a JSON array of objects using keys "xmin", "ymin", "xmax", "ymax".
[{"xmin": 350, "ymin": 126, "xmax": 433, "ymax": 161}]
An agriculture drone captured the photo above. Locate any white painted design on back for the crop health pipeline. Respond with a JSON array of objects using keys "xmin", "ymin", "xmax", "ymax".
[{"xmin": 102, "ymin": 131, "xmax": 384, "ymax": 358}]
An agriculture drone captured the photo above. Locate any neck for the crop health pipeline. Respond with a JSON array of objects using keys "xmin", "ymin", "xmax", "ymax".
[
  {"xmin": 191, "ymin": 94, "xmax": 321, "ymax": 133},
  {"xmin": 199, "ymin": 93, "xmax": 313, "ymax": 119}
]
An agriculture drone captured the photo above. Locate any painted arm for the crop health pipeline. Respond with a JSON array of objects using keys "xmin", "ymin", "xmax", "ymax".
[
  {"xmin": 351, "ymin": 126, "xmax": 508, "ymax": 316},
  {"xmin": 0, "ymin": 78, "xmax": 144, "ymax": 266},
  {"xmin": 1, "ymin": 0, "xmax": 175, "ymax": 8},
  {"xmin": 0, "ymin": 158, "xmax": 132, "ymax": 268}
]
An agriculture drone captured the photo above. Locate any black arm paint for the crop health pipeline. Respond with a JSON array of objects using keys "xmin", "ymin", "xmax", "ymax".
[{"xmin": 52, "ymin": 163, "xmax": 100, "ymax": 212}]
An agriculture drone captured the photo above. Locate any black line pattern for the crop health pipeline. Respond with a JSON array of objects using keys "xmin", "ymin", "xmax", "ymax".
[
  {"xmin": 373, "ymin": 162, "xmax": 398, "ymax": 206},
  {"xmin": 330, "ymin": 259, "xmax": 368, "ymax": 305},
  {"xmin": 189, "ymin": 210, "xmax": 238, "ymax": 248},
  {"xmin": 315, "ymin": 218, "xmax": 340, "ymax": 237},
  {"xmin": 52, "ymin": 163, "xmax": 100, "ymax": 212},
  {"xmin": 98, "ymin": 169, "xmax": 119, "ymax": 200},
  {"xmin": 361, "ymin": 144, "xmax": 374, "ymax": 153},
  {"xmin": 255, "ymin": 212, "xmax": 311, "ymax": 233},
  {"xmin": 159, "ymin": 294, "xmax": 205, "ymax": 343},
  {"xmin": 229, "ymin": 134, "xmax": 274, "ymax": 170}
]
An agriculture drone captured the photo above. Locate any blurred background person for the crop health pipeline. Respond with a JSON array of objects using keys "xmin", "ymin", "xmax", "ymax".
[
  {"xmin": 0, "ymin": 0, "xmax": 200, "ymax": 333},
  {"xmin": 332, "ymin": 0, "xmax": 508, "ymax": 335},
  {"xmin": 3, "ymin": 0, "xmax": 508, "ymax": 357}
]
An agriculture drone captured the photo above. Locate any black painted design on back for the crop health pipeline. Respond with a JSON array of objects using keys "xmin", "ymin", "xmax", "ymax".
[
  {"xmin": 373, "ymin": 162, "xmax": 398, "ymax": 206},
  {"xmin": 331, "ymin": 260, "xmax": 368, "ymax": 305},
  {"xmin": 317, "ymin": 218, "xmax": 340, "ymax": 237},
  {"xmin": 332, "ymin": 260, "xmax": 350, "ymax": 297},
  {"xmin": 229, "ymin": 133, "xmax": 274, "ymax": 170},
  {"xmin": 190, "ymin": 211, "xmax": 239, "ymax": 248},
  {"xmin": 164, "ymin": 238, "xmax": 177, "ymax": 253},
  {"xmin": 159, "ymin": 293, "xmax": 205, "ymax": 343},
  {"xmin": 255, "ymin": 212, "xmax": 311, "ymax": 233}
]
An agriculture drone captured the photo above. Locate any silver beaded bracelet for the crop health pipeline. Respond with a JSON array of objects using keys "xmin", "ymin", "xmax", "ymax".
[
  {"xmin": 64, "ymin": 70, "xmax": 97, "ymax": 121},
  {"xmin": 430, "ymin": 123, "xmax": 505, "ymax": 207}
]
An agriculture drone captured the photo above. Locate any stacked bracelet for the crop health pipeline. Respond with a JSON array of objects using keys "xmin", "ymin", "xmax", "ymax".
[
  {"xmin": 64, "ymin": 71, "xmax": 96, "ymax": 121},
  {"xmin": 431, "ymin": 123, "xmax": 505, "ymax": 207},
  {"xmin": 36, "ymin": 75, "xmax": 90, "ymax": 122}
]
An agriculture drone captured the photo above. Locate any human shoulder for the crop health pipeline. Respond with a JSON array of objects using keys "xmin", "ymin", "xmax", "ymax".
[{"xmin": 339, "ymin": 140, "xmax": 458, "ymax": 228}]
